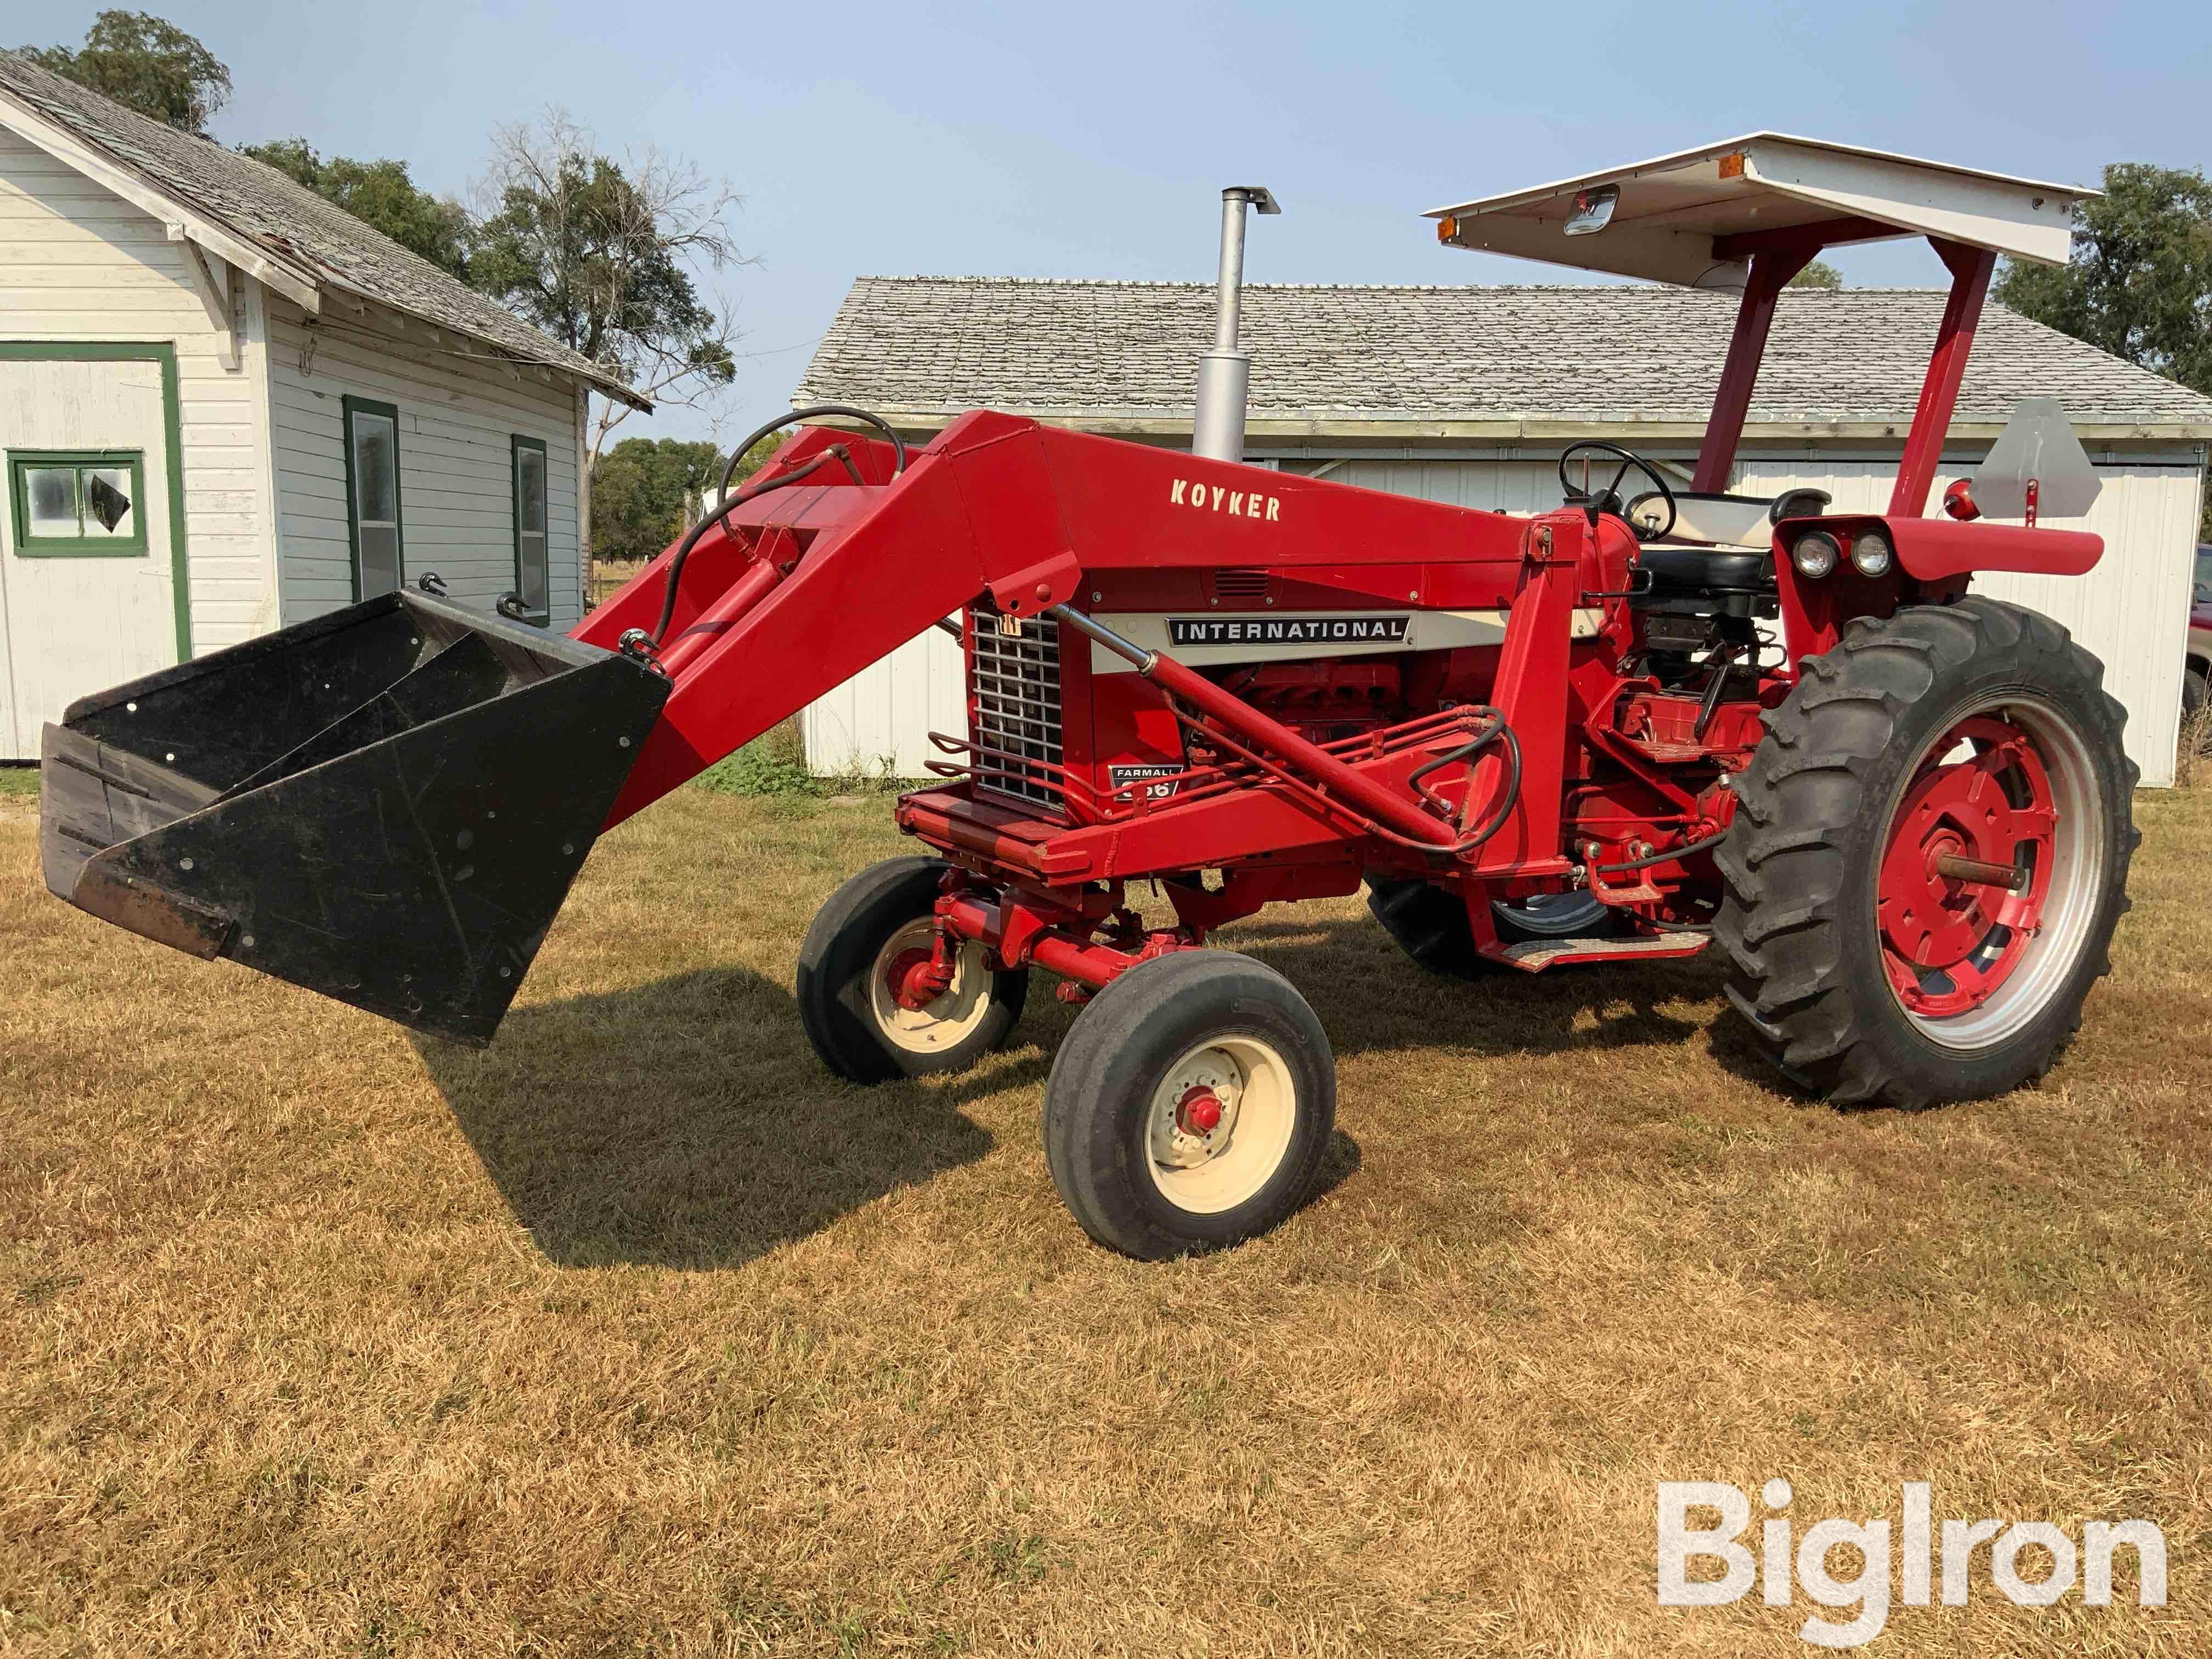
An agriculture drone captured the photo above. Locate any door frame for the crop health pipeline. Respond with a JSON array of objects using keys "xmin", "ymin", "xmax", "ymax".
[{"xmin": 0, "ymin": 342, "xmax": 191, "ymax": 659}]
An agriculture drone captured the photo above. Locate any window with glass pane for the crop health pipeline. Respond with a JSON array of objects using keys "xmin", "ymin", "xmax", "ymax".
[
  {"xmin": 513, "ymin": 436, "xmax": 549, "ymax": 620},
  {"xmin": 8, "ymin": 451, "xmax": 145, "ymax": 556},
  {"xmin": 25, "ymin": 467, "xmax": 79, "ymax": 537},
  {"xmin": 344, "ymin": 399, "xmax": 403, "ymax": 598}
]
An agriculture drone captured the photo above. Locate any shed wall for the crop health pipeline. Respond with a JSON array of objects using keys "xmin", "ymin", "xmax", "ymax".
[
  {"xmin": 264, "ymin": 299, "xmax": 583, "ymax": 630},
  {"xmin": 0, "ymin": 124, "xmax": 279, "ymax": 653}
]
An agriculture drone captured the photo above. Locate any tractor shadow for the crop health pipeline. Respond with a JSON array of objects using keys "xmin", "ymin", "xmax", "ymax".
[
  {"xmin": 411, "ymin": 966, "xmax": 1008, "ymax": 1271},
  {"xmin": 1215, "ymin": 910, "xmax": 1754, "ymax": 1072}
]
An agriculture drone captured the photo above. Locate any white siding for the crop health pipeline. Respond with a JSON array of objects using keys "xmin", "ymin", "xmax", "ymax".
[
  {"xmin": 264, "ymin": 299, "xmax": 582, "ymax": 630},
  {"xmin": 804, "ymin": 447, "xmax": 2204, "ymax": 785},
  {"xmin": 0, "ymin": 125, "xmax": 279, "ymax": 653},
  {"xmin": 802, "ymin": 622, "xmax": 966, "ymax": 778}
]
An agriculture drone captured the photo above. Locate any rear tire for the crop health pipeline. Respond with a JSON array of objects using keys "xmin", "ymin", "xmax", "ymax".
[
  {"xmin": 1714, "ymin": 598, "xmax": 2136, "ymax": 1108},
  {"xmin": 1364, "ymin": 877, "xmax": 1613, "ymax": 976},
  {"xmin": 1042, "ymin": 951, "xmax": 1335, "ymax": 1260},
  {"xmin": 797, "ymin": 857, "xmax": 1029, "ymax": 1083}
]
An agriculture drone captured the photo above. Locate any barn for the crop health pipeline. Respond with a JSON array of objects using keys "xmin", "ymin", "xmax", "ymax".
[
  {"xmin": 794, "ymin": 276, "xmax": 2212, "ymax": 785},
  {"xmin": 0, "ymin": 52, "xmax": 645, "ymax": 760}
]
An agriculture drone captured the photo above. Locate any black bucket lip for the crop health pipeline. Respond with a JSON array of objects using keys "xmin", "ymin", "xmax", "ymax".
[{"xmin": 60, "ymin": 591, "xmax": 620, "ymax": 727}]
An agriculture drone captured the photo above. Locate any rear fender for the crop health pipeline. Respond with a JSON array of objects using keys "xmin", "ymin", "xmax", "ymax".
[{"xmin": 1769, "ymin": 513, "xmax": 2103, "ymax": 663}]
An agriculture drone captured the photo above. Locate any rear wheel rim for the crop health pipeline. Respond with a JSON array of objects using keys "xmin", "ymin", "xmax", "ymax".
[
  {"xmin": 867, "ymin": 919, "xmax": 993, "ymax": 1054},
  {"xmin": 1143, "ymin": 1036, "xmax": 1297, "ymax": 1215},
  {"xmin": 1875, "ymin": 693, "xmax": 2104, "ymax": 1052}
]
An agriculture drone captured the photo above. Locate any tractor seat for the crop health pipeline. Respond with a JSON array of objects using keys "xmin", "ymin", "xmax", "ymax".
[
  {"xmin": 1626, "ymin": 486, "xmax": 1832, "ymax": 597},
  {"xmin": 1637, "ymin": 545, "xmax": 1773, "ymax": 590}
]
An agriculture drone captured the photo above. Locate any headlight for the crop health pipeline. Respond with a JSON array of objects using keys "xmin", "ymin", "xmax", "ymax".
[
  {"xmin": 1850, "ymin": 530, "xmax": 1893, "ymax": 577},
  {"xmin": 1792, "ymin": 531, "xmax": 1841, "ymax": 579}
]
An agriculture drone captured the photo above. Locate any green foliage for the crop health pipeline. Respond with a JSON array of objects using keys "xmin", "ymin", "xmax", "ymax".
[
  {"xmin": 238, "ymin": 139, "xmax": 472, "ymax": 279},
  {"xmin": 22, "ymin": 10, "xmax": 230, "ymax": 134},
  {"xmin": 1995, "ymin": 162, "xmax": 2212, "ymax": 538},
  {"xmin": 1787, "ymin": 260, "xmax": 1843, "ymax": 290},
  {"xmin": 1996, "ymin": 163, "xmax": 2212, "ymax": 396},
  {"xmin": 471, "ymin": 133, "xmax": 737, "ymax": 399},
  {"xmin": 0, "ymin": 765, "xmax": 39, "ymax": 798},
  {"xmin": 590, "ymin": 437, "xmax": 726, "ymax": 565},
  {"xmin": 695, "ymin": 740, "xmax": 823, "ymax": 798},
  {"xmin": 695, "ymin": 720, "xmax": 817, "ymax": 797}
]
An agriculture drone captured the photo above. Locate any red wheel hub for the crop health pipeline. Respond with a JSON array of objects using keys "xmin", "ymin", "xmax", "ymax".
[
  {"xmin": 885, "ymin": 946, "xmax": 953, "ymax": 1011},
  {"xmin": 1176, "ymin": 1085, "xmax": 1223, "ymax": 1136},
  {"xmin": 1876, "ymin": 715, "xmax": 2056, "ymax": 1019}
]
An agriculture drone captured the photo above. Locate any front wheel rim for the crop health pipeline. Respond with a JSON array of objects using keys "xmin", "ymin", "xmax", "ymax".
[
  {"xmin": 1142, "ymin": 1035, "xmax": 1297, "ymax": 1215},
  {"xmin": 1875, "ymin": 693, "xmax": 2106, "ymax": 1052},
  {"xmin": 866, "ymin": 919, "xmax": 994, "ymax": 1054}
]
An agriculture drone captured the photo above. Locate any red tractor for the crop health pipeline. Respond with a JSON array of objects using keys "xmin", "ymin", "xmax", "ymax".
[{"xmin": 41, "ymin": 138, "xmax": 2137, "ymax": 1259}]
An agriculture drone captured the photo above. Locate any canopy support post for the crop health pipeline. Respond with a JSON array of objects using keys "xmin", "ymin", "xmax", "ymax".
[
  {"xmin": 1691, "ymin": 247, "xmax": 1814, "ymax": 493},
  {"xmin": 1888, "ymin": 239, "xmax": 1997, "ymax": 519}
]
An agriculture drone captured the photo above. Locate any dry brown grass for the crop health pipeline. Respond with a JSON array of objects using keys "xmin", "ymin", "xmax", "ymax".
[{"xmin": 4, "ymin": 778, "xmax": 2210, "ymax": 1656}]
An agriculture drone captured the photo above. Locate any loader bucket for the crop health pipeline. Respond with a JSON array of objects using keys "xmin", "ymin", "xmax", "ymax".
[{"xmin": 38, "ymin": 592, "xmax": 670, "ymax": 1046}]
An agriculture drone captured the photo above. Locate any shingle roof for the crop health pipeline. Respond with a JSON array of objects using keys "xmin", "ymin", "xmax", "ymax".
[
  {"xmin": 798, "ymin": 277, "xmax": 2212, "ymax": 438},
  {"xmin": 0, "ymin": 50, "xmax": 648, "ymax": 409}
]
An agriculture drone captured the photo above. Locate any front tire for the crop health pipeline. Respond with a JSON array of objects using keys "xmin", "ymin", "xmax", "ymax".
[
  {"xmin": 797, "ymin": 857, "xmax": 1029, "ymax": 1083},
  {"xmin": 1042, "ymin": 951, "xmax": 1335, "ymax": 1260},
  {"xmin": 1715, "ymin": 598, "xmax": 2136, "ymax": 1108}
]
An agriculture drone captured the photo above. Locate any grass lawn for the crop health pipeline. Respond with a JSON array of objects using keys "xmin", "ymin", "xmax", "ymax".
[{"xmin": 2, "ymin": 777, "xmax": 2208, "ymax": 1655}]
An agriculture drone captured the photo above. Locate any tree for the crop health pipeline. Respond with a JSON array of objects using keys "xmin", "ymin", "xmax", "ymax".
[
  {"xmin": 588, "ymin": 433, "xmax": 785, "ymax": 566},
  {"xmin": 22, "ymin": 10, "xmax": 231, "ymax": 134},
  {"xmin": 590, "ymin": 438, "xmax": 725, "ymax": 565},
  {"xmin": 239, "ymin": 139, "xmax": 472, "ymax": 279},
  {"xmin": 1995, "ymin": 162, "xmax": 2212, "ymax": 535},
  {"xmin": 471, "ymin": 109, "xmax": 748, "ymax": 578},
  {"xmin": 1788, "ymin": 260, "xmax": 1843, "ymax": 290}
]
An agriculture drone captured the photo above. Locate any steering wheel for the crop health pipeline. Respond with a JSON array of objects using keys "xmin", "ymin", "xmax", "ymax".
[{"xmin": 1558, "ymin": 441, "xmax": 1675, "ymax": 542}]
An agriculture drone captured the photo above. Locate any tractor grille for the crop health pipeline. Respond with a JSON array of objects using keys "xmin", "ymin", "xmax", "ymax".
[{"xmin": 967, "ymin": 611, "xmax": 1064, "ymax": 811}]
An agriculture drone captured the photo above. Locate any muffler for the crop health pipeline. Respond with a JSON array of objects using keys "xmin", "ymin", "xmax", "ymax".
[{"xmin": 39, "ymin": 592, "xmax": 669, "ymax": 1045}]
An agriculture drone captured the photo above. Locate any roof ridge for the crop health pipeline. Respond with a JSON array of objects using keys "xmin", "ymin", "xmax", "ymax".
[
  {"xmin": 0, "ymin": 49, "xmax": 647, "ymax": 407},
  {"xmin": 848, "ymin": 274, "xmax": 1962, "ymax": 295}
]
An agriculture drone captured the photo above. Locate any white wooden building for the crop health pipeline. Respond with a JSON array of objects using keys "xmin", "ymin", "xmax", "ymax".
[
  {"xmin": 794, "ymin": 277, "xmax": 2212, "ymax": 786},
  {"xmin": 0, "ymin": 52, "xmax": 646, "ymax": 760}
]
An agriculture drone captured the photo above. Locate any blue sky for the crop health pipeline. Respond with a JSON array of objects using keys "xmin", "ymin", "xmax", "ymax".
[{"xmin": 34, "ymin": 1, "xmax": 2211, "ymax": 445}]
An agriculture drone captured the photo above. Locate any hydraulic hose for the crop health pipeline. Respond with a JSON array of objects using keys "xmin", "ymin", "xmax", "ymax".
[
  {"xmin": 647, "ymin": 405, "xmax": 910, "ymax": 647},
  {"xmin": 1594, "ymin": 829, "xmax": 1728, "ymax": 873},
  {"xmin": 716, "ymin": 404, "xmax": 907, "ymax": 498},
  {"xmin": 1454, "ymin": 720, "xmax": 1523, "ymax": 852}
]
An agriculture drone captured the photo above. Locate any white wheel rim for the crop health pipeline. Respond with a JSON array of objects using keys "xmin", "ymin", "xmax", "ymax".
[
  {"xmin": 1142, "ymin": 1035, "xmax": 1297, "ymax": 1215},
  {"xmin": 866, "ymin": 919, "xmax": 995, "ymax": 1055},
  {"xmin": 1878, "ymin": 692, "xmax": 2107, "ymax": 1052}
]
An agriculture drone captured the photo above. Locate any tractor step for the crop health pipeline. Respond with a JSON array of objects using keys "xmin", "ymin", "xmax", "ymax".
[{"xmin": 1487, "ymin": 931, "xmax": 1710, "ymax": 972}]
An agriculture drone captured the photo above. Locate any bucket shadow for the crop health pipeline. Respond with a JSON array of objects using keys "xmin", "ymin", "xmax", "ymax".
[{"xmin": 411, "ymin": 966, "xmax": 997, "ymax": 1269}]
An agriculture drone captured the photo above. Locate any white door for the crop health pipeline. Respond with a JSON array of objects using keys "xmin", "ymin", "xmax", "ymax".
[{"xmin": 0, "ymin": 356, "xmax": 178, "ymax": 758}]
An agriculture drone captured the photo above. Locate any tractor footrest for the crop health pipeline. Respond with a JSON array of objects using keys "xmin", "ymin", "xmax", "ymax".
[{"xmin": 1487, "ymin": 931, "xmax": 1709, "ymax": 972}]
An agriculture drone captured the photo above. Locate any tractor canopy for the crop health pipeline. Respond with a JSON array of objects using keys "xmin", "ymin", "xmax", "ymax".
[{"xmin": 1428, "ymin": 133, "xmax": 2096, "ymax": 290}]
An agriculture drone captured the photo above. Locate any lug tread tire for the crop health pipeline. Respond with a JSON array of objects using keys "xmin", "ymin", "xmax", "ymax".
[
  {"xmin": 1042, "ymin": 951, "xmax": 1335, "ymax": 1260},
  {"xmin": 797, "ymin": 856, "xmax": 1028, "ymax": 1084},
  {"xmin": 1713, "ymin": 597, "xmax": 2137, "ymax": 1110}
]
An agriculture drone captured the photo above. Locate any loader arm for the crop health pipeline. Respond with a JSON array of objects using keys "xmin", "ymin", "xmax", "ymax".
[
  {"xmin": 574, "ymin": 413, "xmax": 1092, "ymax": 826},
  {"xmin": 37, "ymin": 410, "xmax": 1541, "ymax": 1046}
]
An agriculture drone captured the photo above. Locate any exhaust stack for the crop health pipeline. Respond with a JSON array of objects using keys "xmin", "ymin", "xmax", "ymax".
[{"xmin": 1192, "ymin": 185, "xmax": 1280, "ymax": 463}]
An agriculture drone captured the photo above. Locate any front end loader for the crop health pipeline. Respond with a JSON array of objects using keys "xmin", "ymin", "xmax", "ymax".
[{"xmin": 43, "ymin": 137, "xmax": 2138, "ymax": 1259}]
